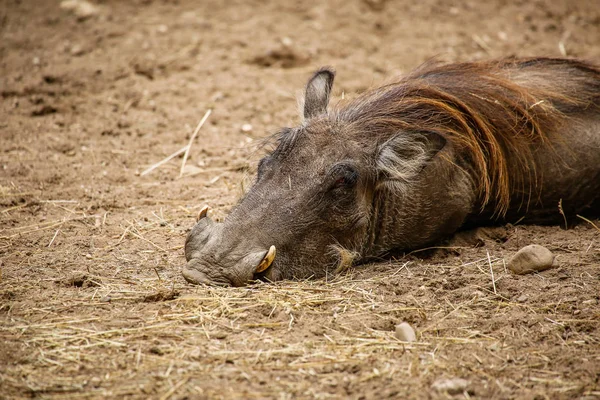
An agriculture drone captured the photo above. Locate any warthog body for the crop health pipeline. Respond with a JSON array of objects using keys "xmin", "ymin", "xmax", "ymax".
[{"xmin": 184, "ymin": 57, "xmax": 600, "ymax": 286}]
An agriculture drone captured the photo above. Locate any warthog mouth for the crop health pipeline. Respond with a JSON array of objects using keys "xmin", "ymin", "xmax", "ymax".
[
  {"xmin": 181, "ymin": 267, "xmax": 229, "ymax": 287},
  {"xmin": 182, "ymin": 234, "xmax": 277, "ymax": 287}
]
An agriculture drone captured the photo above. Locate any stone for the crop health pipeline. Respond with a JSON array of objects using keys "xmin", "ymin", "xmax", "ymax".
[
  {"xmin": 516, "ymin": 294, "xmax": 529, "ymax": 303},
  {"xmin": 394, "ymin": 322, "xmax": 416, "ymax": 342},
  {"xmin": 508, "ymin": 244, "xmax": 556, "ymax": 275},
  {"xmin": 60, "ymin": 0, "xmax": 100, "ymax": 20},
  {"xmin": 432, "ymin": 377, "xmax": 469, "ymax": 394},
  {"xmin": 70, "ymin": 44, "xmax": 85, "ymax": 56}
]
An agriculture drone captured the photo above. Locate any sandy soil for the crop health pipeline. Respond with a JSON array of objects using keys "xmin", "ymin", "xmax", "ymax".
[{"xmin": 1, "ymin": 0, "xmax": 599, "ymax": 398}]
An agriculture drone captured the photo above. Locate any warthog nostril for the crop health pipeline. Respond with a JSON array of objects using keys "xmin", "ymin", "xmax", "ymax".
[
  {"xmin": 196, "ymin": 205, "xmax": 210, "ymax": 222},
  {"xmin": 256, "ymin": 245, "xmax": 276, "ymax": 273}
]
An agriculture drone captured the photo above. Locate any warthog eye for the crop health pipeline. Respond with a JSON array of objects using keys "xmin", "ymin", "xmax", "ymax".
[
  {"xmin": 334, "ymin": 177, "xmax": 348, "ymax": 186},
  {"xmin": 330, "ymin": 163, "xmax": 359, "ymax": 189},
  {"xmin": 334, "ymin": 175, "xmax": 355, "ymax": 187}
]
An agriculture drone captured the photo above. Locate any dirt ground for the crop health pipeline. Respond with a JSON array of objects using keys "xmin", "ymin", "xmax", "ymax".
[{"xmin": 1, "ymin": 0, "xmax": 599, "ymax": 398}]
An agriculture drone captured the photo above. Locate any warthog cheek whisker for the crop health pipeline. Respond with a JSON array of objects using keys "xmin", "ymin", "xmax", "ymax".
[{"xmin": 332, "ymin": 245, "xmax": 359, "ymax": 274}]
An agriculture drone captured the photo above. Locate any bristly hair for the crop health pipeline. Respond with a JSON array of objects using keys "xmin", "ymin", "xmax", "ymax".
[
  {"xmin": 255, "ymin": 127, "xmax": 302, "ymax": 160},
  {"xmin": 335, "ymin": 57, "xmax": 600, "ymax": 215},
  {"xmin": 330, "ymin": 244, "xmax": 360, "ymax": 274}
]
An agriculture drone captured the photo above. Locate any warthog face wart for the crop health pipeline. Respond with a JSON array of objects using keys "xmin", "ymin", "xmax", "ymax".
[{"xmin": 183, "ymin": 58, "xmax": 600, "ymax": 286}]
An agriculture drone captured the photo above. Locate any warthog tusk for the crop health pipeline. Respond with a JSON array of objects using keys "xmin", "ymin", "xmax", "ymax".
[
  {"xmin": 256, "ymin": 245, "xmax": 276, "ymax": 273},
  {"xmin": 197, "ymin": 206, "xmax": 210, "ymax": 222}
]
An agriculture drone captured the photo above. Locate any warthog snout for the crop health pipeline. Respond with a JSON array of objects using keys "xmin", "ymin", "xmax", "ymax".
[{"xmin": 182, "ymin": 207, "xmax": 277, "ymax": 287}]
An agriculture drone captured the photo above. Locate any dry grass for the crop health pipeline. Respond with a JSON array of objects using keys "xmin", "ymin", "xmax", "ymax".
[
  {"xmin": 2, "ymin": 1, "xmax": 600, "ymax": 398},
  {"xmin": 1, "ymin": 199, "xmax": 599, "ymax": 399}
]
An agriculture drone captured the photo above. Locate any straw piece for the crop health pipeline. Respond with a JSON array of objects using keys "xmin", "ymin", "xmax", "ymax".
[
  {"xmin": 577, "ymin": 214, "xmax": 600, "ymax": 232},
  {"xmin": 159, "ymin": 378, "xmax": 189, "ymax": 400},
  {"xmin": 47, "ymin": 228, "xmax": 60, "ymax": 247},
  {"xmin": 179, "ymin": 110, "xmax": 212, "ymax": 178},
  {"xmin": 140, "ymin": 146, "xmax": 188, "ymax": 177},
  {"xmin": 487, "ymin": 250, "xmax": 497, "ymax": 295}
]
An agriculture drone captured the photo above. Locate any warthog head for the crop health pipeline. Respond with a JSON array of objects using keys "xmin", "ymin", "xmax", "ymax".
[{"xmin": 183, "ymin": 67, "xmax": 475, "ymax": 286}]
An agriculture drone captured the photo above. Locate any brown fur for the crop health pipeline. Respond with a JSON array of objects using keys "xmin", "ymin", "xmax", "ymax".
[
  {"xmin": 335, "ymin": 57, "xmax": 600, "ymax": 215},
  {"xmin": 183, "ymin": 57, "xmax": 600, "ymax": 286}
]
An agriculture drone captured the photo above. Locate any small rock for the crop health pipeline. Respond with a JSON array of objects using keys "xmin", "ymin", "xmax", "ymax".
[
  {"xmin": 508, "ymin": 244, "xmax": 556, "ymax": 275},
  {"xmin": 280, "ymin": 36, "xmax": 293, "ymax": 47},
  {"xmin": 394, "ymin": 322, "xmax": 416, "ymax": 342},
  {"xmin": 60, "ymin": 0, "xmax": 100, "ymax": 20},
  {"xmin": 516, "ymin": 294, "xmax": 529, "ymax": 303},
  {"xmin": 241, "ymin": 123, "xmax": 253, "ymax": 133},
  {"xmin": 149, "ymin": 346, "xmax": 164, "ymax": 355},
  {"xmin": 100, "ymin": 295, "xmax": 111, "ymax": 302},
  {"xmin": 212, "ymin": 331, "xmax": 228, "ymax": 340},
  {"xmin": 488, "ymin": 342, "xmax": 501, "ymax": 352},
  {"xmin": 70, "ymin": 44, "xmax": 85, "ymax": 56},
  {"xmin": 432, "ymin": 377, "xmax": 469, "ymax": 395}
]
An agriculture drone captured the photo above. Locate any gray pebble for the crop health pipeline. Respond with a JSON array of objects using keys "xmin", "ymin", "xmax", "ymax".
[
  {"xmin": 432, "ymin": 377, "xmax": 469, "ymax": 394},
  {"xmin": 508, "ymin": 244, "xmax": 556, "ymax": 275},
  {"xmin": 516, "ymin": 294, "xmax": 529, "ymax": 303},
  {"xmin": 394, "ymin": 322, "xmax": 416, "ymax": 342},
  {"xmin": 60, "ymin": 0, "xmax": 100, "ymax": 19}
]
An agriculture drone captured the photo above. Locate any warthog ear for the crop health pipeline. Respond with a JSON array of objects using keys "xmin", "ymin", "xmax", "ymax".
[
  {"xmin": 376, "ymin": 132, "xmax": 446, "ymax": 190},
  {"xmin": 303, "ymin": 67, "xmax": 335, "ymax": 120}
]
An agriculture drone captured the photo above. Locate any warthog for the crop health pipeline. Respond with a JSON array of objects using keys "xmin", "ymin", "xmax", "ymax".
[{"xmin": 183, "ymin": 57, "xmax": 600, "ymax": 286}]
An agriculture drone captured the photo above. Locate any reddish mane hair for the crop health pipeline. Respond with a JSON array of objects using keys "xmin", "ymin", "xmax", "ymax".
[{"xmin": 335, "ymin": 57, "xmax": 600, "ymax": 215}]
